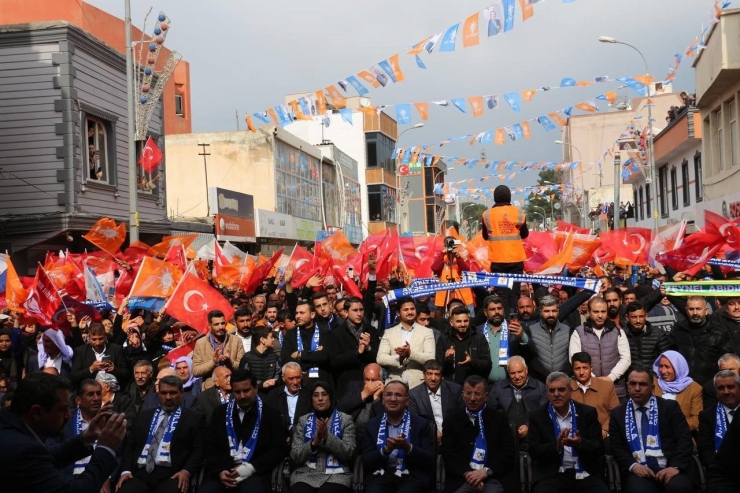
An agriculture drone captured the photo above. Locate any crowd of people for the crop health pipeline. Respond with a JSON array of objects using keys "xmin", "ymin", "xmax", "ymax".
[
  {"xmin": 1, "ymin": 185, "xmax": 740, "ymax": 493},
  {"xmin": 666, "ymin": 92, "xmax": 697, "ymax": 124}
]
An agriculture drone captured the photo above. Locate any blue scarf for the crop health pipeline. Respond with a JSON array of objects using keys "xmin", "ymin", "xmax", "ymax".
[
  {"xmin": 547, "ymin": 400, "xmax": 585, "ymax": 478},
  {"xmin": 625, "ymin": 397, "xmax": 662, "ymax": 467},
  {"xmin": 482, "ymin": 320, "xmax": 509, "ymax": 366},
  {"xmin": 226, "ymin": 397, "xmax": 262, "ymax": 463},
  {"xmin": 72, "ymin": 409, "xmax": 93, "ymax": 475},
  {"xmin": 226, "ymin": 396, "xmax": 262, "ymax": 464},
  {"xmin": 715, "ymin": 405, "xmax": 730, "ymax": 452},
  {"xmin": 297, "ymin": 324, "xmax": 320, "ymax": 378},
  {"xmin": 304, "ymin": 409, "xmax": 344, "ymax": 474},
  {"xmin": 375, "ymin": 410, "xmax": 411, "ymax": 477},
  {"xmin": 137, "ymin": 406, "xmax": 182, "ymax": 467},
  {"xmin": 467, "ymin": 406, "xmax": 488, "ymax": 470}
]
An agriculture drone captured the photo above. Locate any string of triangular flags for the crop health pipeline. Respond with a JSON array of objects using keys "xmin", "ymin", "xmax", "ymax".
[{"xmin": 244, "ymin": 0, "xmax": 580, "ymax": 132}]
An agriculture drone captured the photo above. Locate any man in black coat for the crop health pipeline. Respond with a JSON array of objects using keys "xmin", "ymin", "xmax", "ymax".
[
  {"xmin": 702, "ymin": 353, "xmax": 740, "ymax": 409},
  {"xmin": 195, "ymin": 366, "xmax": 232, "ymax": 424},
  {"xmin": 199, "ymin": 370, "xmax": 288, "ymax": 493},
  {"xmin": 624, "ymin": 301, "xmax": 671, "ymax": 369},
  {"xmin": 71, "ymin": 323, "xmax": 130, "ymax": 388},
  {"xmin": 0, "ymin": 373, "xmax": 127, "ymax": 493},
  {"xmin": 698, "ymin": 370, "xmax": 740, "ymax": 467},
  {"xmin": 441, "ymin": 375, "xmax": 516, "ymax": 493},
  {"xmin": 438, "ymin": 307, "xmax": 492, "ymax": 385},
  {"xmin": 361, "ymin": 380, "xmax": 435, "ymax": 493},
  {"xmin": 609, "ymin": 367, "xmax": 694, "ymax": 493},
  {"xmin": 337, "ymin": 362, "xmax": 384, "ymax": 445},
  {"xmin": 116, "ymin": 375, "xmax": 206, "ymax": 493},
  {"xmin": 528, "ymin": 372, "xmax": 608, "ymax": 493},
  {"xmin": 707, "ymin": 395, "xmax": 740, "ymax": 492},
  {"xmin": 264, "ymin": 361, "xmax": 312, "ymax": 434},
  {"xmin": 280, "ymin": 300, "xmax": 333, "ymax": 386},
  {"xmin": 324, "ymin": 296, "xmax": 380, "ymax": 396},
  {"xmin": 408, "ymin": 359, "xmax": 463, "ymax": 445}
]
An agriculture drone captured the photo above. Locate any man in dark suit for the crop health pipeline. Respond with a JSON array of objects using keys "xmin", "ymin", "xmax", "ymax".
[
  {"xmin": 409, "ymin": 359, "xmax": 463, "ymax": 446},
  {"xmin": 708, "ymin": 402, "xmax": 740, "ymax": 492},
  {"xmin": 441, "ymin": 375, "xmax": 516, "ymax": 493},
  {"xmin": 337, "ymin": 362, "xmax": 384, "ymax": 443},
  {"xmin": 199, "ymin": 370, "xmax": 288, "ymax": 493},
  {"xmin": 609, "ymin": 367, "xmax": 694, "ymax": 493},
  {"xmin": 116, "ymin": 375, "xmax": 206, "ymax": 493},
  {"xmin": 701, "ymin": 353, "xmax": 739, "ymax": 409},
  {"xmin": 196, "ymin": 366, "xmax": 233, "ymax": 424},
  {"xmin": 265, "ymin": 361, "xmax": 311, "ymax": 434},
  {"xmin": 324, "ymin": 296, "xmax": 380, "ymax": 396},
  {"xmin": 698, "ymin": 370, "xmax": 740, "ymax": 467},
  {"xmin": 528, "ymin": 371, "xmax": 609, "ymax": 493},
  {"xmin": 0, "ymin": 372, "xmax": 127, "ymax": 493},
  {"xmin": 362, "ymin": 380, "xmax": 435, "ymax": 493},
  {"xmin": 71, "ymin": 322, "xmax": 129, "ymax": 388},
  {"xmin": 141, "ymin": 368, "xmax": 197, "ymax": 412},
  {"xmin": 280, "ymin": 300, "xmax": 333, "ymax": 385},
  {"xmin": 488, "ymin": 355, "xmax": 547, "ymax": 443}
]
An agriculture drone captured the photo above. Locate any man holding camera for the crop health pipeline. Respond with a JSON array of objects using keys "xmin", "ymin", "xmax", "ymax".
[
  {"xmin": 481, "ymin": 185, "xmax": 528, "ymax": 312},
  {"xmin": 431, "ymin": 227, "xmax": 474, "ymax": 312}
]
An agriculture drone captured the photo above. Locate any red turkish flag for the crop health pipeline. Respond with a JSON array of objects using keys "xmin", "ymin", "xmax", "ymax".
[
  {"xmin": 166, "ymin": 270, "xmax": 234, "ymax": 334},
  {"xmin": 165, "ymin": 244, "xmax": 188, "ymax": 273},
  {"xmin": 242, "ymin": 249, "xmax": 284, "ymax": 295},
  {"xmin": 22, "ymin": 264, "xmax": 63, "ymax": 326},
  {"xmin": 599, "ymin": 227, "xmax": 653, "ymax": 266},
  {"xmin": 523, "ymin": 231, "xmax": 559, "ymax": 272},
  {"xmin": 705, "ymin": 210, "xmax": 740, "ymax": 250},
  {"xmin": 166, "ymin": 336, "xmax": 203, "ymax": 361},
  {"xmin": 290, "ymin": 245, "xmax": 321, "ymax": 288},
  {"xmin": 656, "ymin": 232, "xmax": 724, "ymax": 276},
  {"xmin": 555, "ymin": 220, "xmax": 591, "ymax": 235},
  {"xmin": 329, "ymin": 259, "xmax": 362, "ymax": 298},
  {"xmin": 138, "ymin": 136, "xmax": 163, "ymax": 174}
]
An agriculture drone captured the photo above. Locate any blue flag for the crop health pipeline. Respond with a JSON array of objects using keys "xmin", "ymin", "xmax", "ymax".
[
  {"xmin": 378, "ymin": 60, "xmax": 397, "ymax": 83},
  {"xmin": 346, "ymin": 76, "xmax": 369, "ymax": 96},
  {"xmin": 415, "ymin": 54, "xmax": 427, "ymax": 69},
  {"xmin": 503, "ymin": 92, "xmax": 521, "ymax": 112},
  {"xmin": 339, "ymin": 109, "xmax": 353, "ymax": 125},
  {"xmin": 538, "ymin": 115, "xmax": 556, "ymax": 131},
  {"xmin": 395, "ymin": 104, "xmax": 412, "ymax": 124},
  {"xmin": 253, "ymin": 112, "xmax": 269, "ymax": 123},
  {"xmin": 274, "ymin": 106, "xmax": 292, "ymax": 126},
  {"xmin": 439, "ymin": 23, "xmax": 460, "ymax": 52},
  {"xmin": 482, "ymin": 130, "xmax": 493, "ymax": 144},
  {"xmin": 560, "ymin": 77, "xmax": 576, "ymax": 87},
  {"xmin": 512, "ymin": 123, "xmax": 524, "ymax": 140},
  {"xmin": 451, "ymin": 98, "xmax": 466, "ymax": 113},
  {"xmin": 502, "ymin": 0, "xmax": 516, "ymax": 32},
  {"xmin": 617, "ymin": 77, "xmax": 648, "ymax": 96}
]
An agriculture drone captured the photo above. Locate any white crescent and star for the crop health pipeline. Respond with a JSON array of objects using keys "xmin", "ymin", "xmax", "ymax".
[
  {"xmin": 625, "ymin": 233, "xmax": 647, "ymax": 255},
  {"xmin": 183, "ymin": 290, "xmax": 208, "ymax": 313},
  {"xmin": 719, "ymin": 223, "xmax": 737, "ymax": 245}
]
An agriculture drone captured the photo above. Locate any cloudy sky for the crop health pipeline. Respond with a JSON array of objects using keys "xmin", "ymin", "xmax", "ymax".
[{"xmin": 88, "ymin": 0, "xmax": 717, "ymax": 192}]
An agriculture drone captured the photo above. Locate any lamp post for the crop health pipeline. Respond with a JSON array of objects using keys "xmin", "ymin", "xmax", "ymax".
[
  {"xmin": 599, "ymin": 36, "xmax": 657, "ymax": 232},
  {"xmin": 542, "ymin": 180, "xmax": 559, "ymax": 223},
  {"xmin": 125, "ymin": 0, "xmax": 139, "ymax": 242},
  {"xmin": 555, "ymin": 140, "xmax": 587, "ymax": 228},
  {"xmin": 532, "ymin": 206, "xmax": 548, "ymax": 229},
  {"xmin": 530, "ymin": 211, "xmax": 545, "ymax": 231},
  {"xmin": 395, "ymin": 123, "xmax": 424, "ymax": 230},
  {"xmin": 613, "ymin": 152, "xmax": 621, "ymax": 230}
]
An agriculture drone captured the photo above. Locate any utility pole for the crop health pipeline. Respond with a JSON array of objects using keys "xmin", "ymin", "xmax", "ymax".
[
  {"xmin": 198, "ymin": 143, "xmax": 211, "ymax": 216},
  {"xmin": 235, "ymin": 110, "xmax": 240, "ymax": 131},
  {"xmin": 125, "ymin": 0, "xmax": 139, "ymax": 242}
]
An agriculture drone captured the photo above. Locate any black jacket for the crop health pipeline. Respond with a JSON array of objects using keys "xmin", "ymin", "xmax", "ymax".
[
  {"xmin": 609, "ymin": 397, "xmax": 693, "ymax": 474},
  {"xmin": 408, "ymin": 380, "xmax": 463, "ymax": 426},
  {"xmin": 195, "ymin": 386, "xmax": 229, "ymax": 425},
  {"xmin": 336, "ymin": 380, "xmax": 383, "ymax": 424},
  {"xmin": 711, "ymin": 309, "xmax": 740, "ymax": 354},
  {"xmin": 528, "ymin": 401, "xmax": 605, "ymax": 483},
  {"xmin": 280, "ymin": 325, "xmax": 333, "ymax": 385},
  {"xmin": 264, "ymin": 385, "xmax": 313, "ymax": 432},
  {"xmin": 668, "ymin": 318, "xmax": 735, "ymax": 386},
  {"xmin": 324, "ymin": 319, "xmax": 380, "ymax": 396},
  {"xmin": 441, "ymin": 407, "xmax": 516, "ymax": 492},
  {"xmin": 624, "ymin": 321, "xmax": 672, "ymax": 369},
  {"xmin": 239, "ymin": 348, "xmax": 280, "ymax": 394},
  {"xmin": 437, "ymin": 330, "xmax": 492, "ymax": 385},
  {"xmin": 698, "ymin": 403, "xmax": 726, "ymax": 467},
  {"xmin": 487, "ymin": 377, "xmax": 547, "ymax": 419},
  {"xmin": 70, "ymin": 343, "xmax": 129, "ymax": 388},
  {"xmin": 708, "ymin": 407, "xmax": 740, "ymax": 490}
]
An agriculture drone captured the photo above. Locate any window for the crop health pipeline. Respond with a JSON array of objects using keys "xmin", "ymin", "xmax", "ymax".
[
  {"xmin": 730, "ymin": 100, "xmax": 738, "ymax": 167},
  {"xmin": 681, "ymin": 159, "xmax": 690, "ymax": 206},
  {"xmin": 694, "ymin": 152, "xmax": 703, "ymax": 202},
  {"xmin": 645, "ymin": 183, "xmax": 651, "ymax": 217},
  {"xmin": 85, "ymin": 116, "xmax": 111, "ymax": 184},
  {"xmin": 368, "ymin": 184, "xmax": 397, "ymax": 222},
  {"xmin": 424, "ymin": 167, "xmax": 435, "ymax": 196},
  {"xmin": 366, "ymin": 140, "xmax": 377, "ymax": 168},
  {"xmin": 658, "ymin": 166, "xmax": 668, "ymax": 217},
  {"xmin": 638, "ymin": 187, "xmax": 644, "ymax": 221},
  {"xmin": 670, "ymin": 167, "xmax": 678, "ymax": 210},
  {"xmin": 136, "ymin": 137, "xmax": 162, "ymax": 194},
  {"xmin": 174, "ymin": 94, "xmax": 184, "ymax": 117},
  {"xmin": 426, "ymin": 205, "xmax": 436, "ymax": 233},
  {"xmin": 714, "ymin": 108, "xmax": 725, "ymax": 171},
  {"xmin": 275, "ymin": 141, "xmax": 321, "ymax": 221},
  {"xmin": 365, "ymin": 132, "xmax": 396, "ymax": 172}
]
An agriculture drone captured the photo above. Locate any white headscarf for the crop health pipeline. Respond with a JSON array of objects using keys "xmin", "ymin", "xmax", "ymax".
[{"xmin": 37, "ymin": 328, "xmax": 74, "ymax": 368}]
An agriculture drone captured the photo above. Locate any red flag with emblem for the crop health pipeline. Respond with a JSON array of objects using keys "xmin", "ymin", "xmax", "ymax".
[
  {"xmin": 556, "ymin": 220, "xmax": 591, "ymax": 235},
  {"xmin": 599, "ymin": 228, "xmax": 653, "ymax": 265},
  {"xmin": 166, "ymin": 270, "xmax": 234, "ymax": 334},
  {"xmin": 242, "ymin": 249, "xmax": 284, "ymax": 295},
  {"xmin": 705, "ymin": 211, "xmax": 740, "ymax": 250},
  {"xmin": 138, "ymin": 136, "xmax": 164, "ymax": 174},
  {"xmin": 656, "ymin": 233, "xmax": 724, "ymax": 276},
  {"xmin": 290, "ymin": 246, "xmax": 321, "ymax": 288},
  {"xmin": 523, "ymin": 231, "xmax": 559, "ymax": 272},
  {"xmin": 23, "ymin": 264, "xmax": 64, "ymax": 326}
]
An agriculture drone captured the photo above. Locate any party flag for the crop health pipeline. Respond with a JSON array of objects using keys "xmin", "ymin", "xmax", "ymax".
[
  {"xmin": 388, "ymin": 54, "xmax": 405, "ymax": 83},
  {"xmin": 424, "ymin": 33, "xmax": 442, "ymax": 53},
  {"xmin": 23, "ymin": 264, "xmax": 64, "ymax": 327},
  {"xmin": 548, "ymin": 112, "xmax": 567, "ymax": 126},
  {"xmin": 165, "ymin": 269, "xmax": 234, "ymax": 334},
  {"xmin": 462, "ymin": 13, "xmax": 480, "ymax": 48},
  {"xmin": 502, "ymin": 0, "xmax": 516, "ymax": 32},
  {"xmin": 521, "ymin": 121, "xmax": 532, "ymax": 139},
  {"xmin": 486, "ymin": 95, "xmax": 499, "ymax": 109},
  {"xmin": 325, "ymin": 85, "xmax": 346, "ymax": 109},
  {"xmin": 537, "ymin": 115, "xmax": 556, "ymax": 132},
  {"xmin": 83, "ymin": 218, "xmax": 126, "ymax": 256},
  {"xmin": 321, "ymin": 230, "xmax": 358, "ymax": 265},
  {"xmin": 484, "ymin": 4, "xmax": 504, "ymax": 36},
  {"xmin": 521, "ymin": 89, "xmax": 536, "ymax": 103},
  {"xmin": 407, "ymin": 37, "xmax": 430, "ymax": 55},
  {"xmin": 245, "ymin": 115, "xmax": 256, "ymax": 132},
  {"xmin": 519, "ymin": 0, "xmax": 534, "ymax": 21},
  {"xmin": 414, "ymin": 102, "xmax": 429, "ymax": 120},
  {"xmin": 5, "ymin": 256, "xmax": 28, "ymax": 313},
  {"xmin": 415, "ymin": 55, "xmax": 427, "ymax": 69},
  {"xmin": 705, "ymin": 210, "xmax": 740, "ymax": 248},
  {"xmin": 253, "ymin": 112, "xmax": 269, "ymax": 124},
  {"xmin": 560, "ymin": 77, "xmax": 576, "ymax": 87},
  {"xmin": 439, "ymin": 23, "xmax": 460, "ymax": 52},
  {"xmin": 274, "ymin": 105, "xmax": 291, "ymax": 126},
  {"xmin": 575, "ymin": 100, "xmax": 598, "ymax": 112},
  {"xmin": 357, "ymin": 70, "xmax": 381, "ymax": 89},
  {"xmin": 512, "ymin": 124, "xmax": 524, "ymax": 140},
  {"xmin": 128, "ymin": 257, "xmax": 183, "ymax": 311},
  {"xmin": 503, "ymin": 92, "xmax": 521, "ymax": 112},
  {"xmin": 339, "ymin": 109, "xmax": 353, "ymax": 125},
  {"xmin": 451, "ymin": 99, "xmax": 466, "ymax": 113},
  {"xmin": 495, "ymin": 128, "xmax": 506, "ymax": 146},
  {"xmin": 315, "ymin": 90, "xmax": 327, "ymax": 114},
  {"xmin": 395, "ymin": 104, "xmax": 412, "ymax": 125},
  {"xmin": 148, "ymin": 234, "xmax": 198, "ymax": 259},
  {"xmin": 469, "ymin": 96, "xmax": 484, "ymax": 117}
]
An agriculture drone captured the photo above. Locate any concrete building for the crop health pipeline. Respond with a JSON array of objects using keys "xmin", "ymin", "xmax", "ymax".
[
  {"xmin": 0, "ymin": 21, "xmax": 168, "ymax": 272},
  {"xmin": 0, "ymin": 0, "xmax": 193, "ymax": 136},
  {"xmin": 693, "ymin": 8, "xmax": 740, "ymax": 224},
  {"xmin": 400, "ymin": 159, "xmax": 449, "ymax": 235},
  {"xmin": 626, "ymin": 108, "xmax": 703, "ymax": 230},
  {"xmin": 560, "ymin": 91, "xmax": 684, "ymax": 228}
]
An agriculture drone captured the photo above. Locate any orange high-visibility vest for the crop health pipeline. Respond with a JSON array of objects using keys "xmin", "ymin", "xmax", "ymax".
[
  {"xmin": 482, "ymin": 205, "xmax": 527, "ymax": 263},
  {"xmin": 434, "ymin": 261, "xmax": 474, "ymax": 307}
]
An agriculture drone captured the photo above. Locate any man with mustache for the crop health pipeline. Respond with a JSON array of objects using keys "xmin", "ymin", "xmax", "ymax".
[{"xmin": 524, "ymin": 296, "xmax": 575, "ymax": 382}]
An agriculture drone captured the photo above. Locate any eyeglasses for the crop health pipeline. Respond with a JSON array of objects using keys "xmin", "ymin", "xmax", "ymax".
[{"xmin": 462, "ymin": 391, "xmax": 486, "ymax": 398}]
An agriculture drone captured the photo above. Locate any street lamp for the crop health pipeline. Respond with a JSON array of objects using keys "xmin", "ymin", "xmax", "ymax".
[
  {"xmin": 532, "ymin": 206, "xmax": 548, "ymax": 229},
  {"xmin": 433, "ymin": 166, "xmax": 454, "ymax": 233},
  {"xmin": 395, "ymin": 123, "xmax": 425, "ymax": 228},
  {"xmin": 555, "ymin": 140, "xmax": 588, "ymax": 228},
  {"xmin": 125, "ymin": 0, "xmax": 139, "ymax": 242},
  {"xmin": 542, "ymin": 181, "xmax": 559, "ymax": 223},
  {"xmin": 530, "ymin": 211, "xmax": 545, "ymax": 231},
  {"xmin": 599, "ymin": 35, "xmax": 657, "ymax": 232}
]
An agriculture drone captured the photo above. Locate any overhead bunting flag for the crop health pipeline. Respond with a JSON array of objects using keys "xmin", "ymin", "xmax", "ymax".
[
  {"xmin": 439, "ymin": 23, "xmax": 460, "ymax": 52},
  {"xmin": 415, "ymin": 102, "xmax": 429, "ymax": 120},
  {"xmin": 396, "ymin": 104, "xmax": 412, "ymax": 124},
  {"xmin": 462, "ymin": 13, "xmax": 480, "ymax": 48}
]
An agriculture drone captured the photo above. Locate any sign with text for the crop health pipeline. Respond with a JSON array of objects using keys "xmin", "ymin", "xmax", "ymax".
[
  {"xmin": 215, "ymin": 214, "xmax": 256, "ymax": 243},
  {"xmin": 208, "ymin": 188, "xmax": 254, "ymax": 220},
  {"xmin": 256, "ymin": 209, "xmax": 293, "ymax": 239}
]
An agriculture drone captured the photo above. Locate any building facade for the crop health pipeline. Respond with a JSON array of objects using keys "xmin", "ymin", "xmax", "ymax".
[
  {"xmin": 0, "ymin": 22, "xmax": 168, "ymax": 272},
  {"xmin": 400, "ymin": 159, "xmax": 448, "ymax": 235},
  {"xmin": 693, "ymin": 8, "xmax": 740, "ymax": 225}
]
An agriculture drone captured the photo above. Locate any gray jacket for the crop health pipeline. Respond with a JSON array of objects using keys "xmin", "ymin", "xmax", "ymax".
[
  {"xmin": 290, "ymin": 411, "xmax": 356, "ymax": 487},
  {"xmin": 525, "ymin": 321, "xmax": 573, "ymax": 381}
]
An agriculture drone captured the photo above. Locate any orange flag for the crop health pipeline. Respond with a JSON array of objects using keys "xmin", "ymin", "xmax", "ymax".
[
  {"xmin": 148, "ymin": 234, "xmax": 198, "ymax": 259},
  {"xmin": 414, "ymin": 102, "xmax": 429, "ymax": 121},
  {"xmin": 128, "ymin": 257, "xmax": 183, "ymax": 308},
  {"xmin": 214, "ymin": 257, "xmax": 256, "ymax": 291},
  {"xmin": 4, "ymin": 255, "xmax": 29, "ymax": 313},
  {"xmin": 245, "ymin": 115, "xmax": 256, "ymax": 132},
  {"xmin": 521, "ymin": 90, "xmax": 536, "ymax": 103},
  {"xmin": 495, "ymin": 129, "xmax": 506, "ymax": 146},
  {"xmin": 575, "ymin": 101, "xmax": 598, "ymax": 113},
  {"xmin": 519, "ymin": 0, "xmax": 534, "ymax": 21},
  {"xmin": 325, "ymin": 85, "xmax": 346, "ymax": 109},
  {"xmin": 604, "ymin": 91, "xmax": 617, "ymax": 103},
  {"xmin": 548, "ymin": 112, "xmax": 567, "ymax": 126},
  {"xmin": 388, "ymin": 54, "xmax": 405, "ymax": 83},
  {"xmin": 462, "ymin": 13, "xmax": 480, "ymax": 48},
  {"xmin": 315, "ymin": 90, "xmax": 327, "ymax": 114},
  {"xmin": 267, "ymin": 108, "xmax": 279, "ymax": 125},
  {"xmin": 321, "ymin": 231, "xmax": 358, "ymax": 265},
  {"xmin": 357, "ymin": 71, "xmax": 381, "ymax": 89},
  {"xmin": 82, "ymin": 218, "xmax": 126, "ymax": 256},
  {"xmin": 521, "ymin": 122, "xmax": 532, "ymax": 139},
  {"xmin": 469, "ymin": 96, "xmax": 484, "ymax": 117},
  {"xmin": 407, "ymin": 37, "xmax": 431, "ymax": 55},
  {"xmin": 537, "ymin": 234, "xmax": 574, "ymax": 275}
]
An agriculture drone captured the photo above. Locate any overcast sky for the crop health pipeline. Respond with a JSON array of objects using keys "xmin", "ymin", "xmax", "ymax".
[{"xmin": 88, "ymin": 0, "xmax": 717, "ymax": 194}]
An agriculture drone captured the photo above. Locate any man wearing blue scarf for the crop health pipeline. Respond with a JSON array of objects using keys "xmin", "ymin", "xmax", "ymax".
[
  {"xmin": 698, "ymin": 370, "xmax": 740, "ymax": 467},
  {"xmin": 441, "ymin": 375, "xmax": 515, "ymax": 493},
  {"xmin": 609, "ymin": 367, "xmax": 694, "ymax": 493},
  {"xmin": 528, "ymin": 372, "xmax": 609, "ymax": 493},
  {"xmin": 361, "ymin": 381, "xmax": 435, "ymax": 493}
]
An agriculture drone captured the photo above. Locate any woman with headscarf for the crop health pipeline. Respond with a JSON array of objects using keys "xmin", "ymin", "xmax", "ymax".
[
  {"xmin": 290, "ymin": 381, "xmax": 356, "ymax": 493},
  {"xmin": 26, "ymin": 328, "xmax": 74, "ymax": 380},
  {"xmin": 174, "ymin": 356, "xmax": 202, "ymax": 398},
  {"xmin": 0, "ymin": 328, "xmax": 22, "ymax": 389},
  {"xmin": 653, "ymin": 350, "xmax": 704, "ymax": 432},
  {"xmin": 96, "ymin": 372, "xmax": 135, "ymax": 423}
]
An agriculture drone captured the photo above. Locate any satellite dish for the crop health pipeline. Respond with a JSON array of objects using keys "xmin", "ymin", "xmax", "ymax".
[
  {"xmin": 554, "ymin": 203, "xmax": 561, "ymax": 210},
  {"xmin": 359, "ymin": 98, "xmax": 371, "ymax": 108}
]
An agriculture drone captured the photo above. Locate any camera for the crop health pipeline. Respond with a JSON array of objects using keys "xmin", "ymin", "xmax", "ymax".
[{"xmin": 444, "ymin": 236, "xmax": 460, "ymax": 254}]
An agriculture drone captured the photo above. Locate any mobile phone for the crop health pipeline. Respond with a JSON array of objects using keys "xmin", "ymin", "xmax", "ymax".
[
  {"xmin": 101, "ymin": 355, "xmax": 112, "ymax": 363},
  {"xmin": 509, "ymin": 312, "xmax": 519, "ymax": 323}
]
